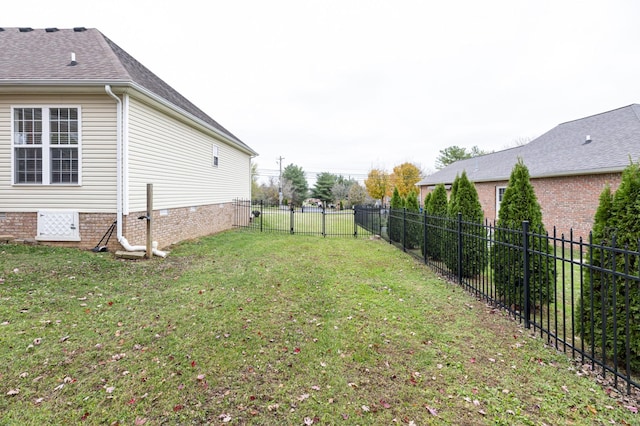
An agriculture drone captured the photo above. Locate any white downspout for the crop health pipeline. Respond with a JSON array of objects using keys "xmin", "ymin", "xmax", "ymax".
[{"xmin": 105, "ymin": 85, "xmax": 167, "ymax": 257}]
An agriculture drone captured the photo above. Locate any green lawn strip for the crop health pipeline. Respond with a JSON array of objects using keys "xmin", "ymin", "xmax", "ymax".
[{"xmin": 0, "ymin": 231, "xmax": 637, "ymax": 425}]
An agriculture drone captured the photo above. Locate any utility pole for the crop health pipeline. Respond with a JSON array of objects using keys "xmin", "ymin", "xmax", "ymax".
[{"xmin": 277, "ymin": 156, "xmax": 284, "ymax": 206}]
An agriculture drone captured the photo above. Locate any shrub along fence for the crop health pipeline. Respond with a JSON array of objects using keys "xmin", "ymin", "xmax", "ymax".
[{"xmin": 385, "ymin": 207, "xmax": 639, "ymax": 395}]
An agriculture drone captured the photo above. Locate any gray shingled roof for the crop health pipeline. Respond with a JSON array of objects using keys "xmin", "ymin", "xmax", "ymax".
[
  {"xmin": 418, "ymin": 104, "xmax": 640, "ymax": 186},
  {"xmin": 0, "ymin": 27, "xmax": 256, "ymax": 155}
]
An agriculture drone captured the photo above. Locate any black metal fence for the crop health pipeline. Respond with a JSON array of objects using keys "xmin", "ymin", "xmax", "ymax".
[
  {"xmin": 234, "ymin": 199, "xmax": 639, "ymax": 395},
  {"xmin": 233, "ymin": 199, "xmax": 380, "ymax": 237},
  {"xmin": 386, "ymin": 207, "xmax": 640, "ymax": 395}
]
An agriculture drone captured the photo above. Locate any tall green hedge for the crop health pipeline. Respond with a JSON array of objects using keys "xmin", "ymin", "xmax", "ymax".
[
  {"xmin": 424, "ymin": 183, "xmax": 448, "ymax": 261},
  {"xmin": 491, "ymin": 159, "xmax": 555, "ymax": 309},
  {"xmin": 445, "ymin": 171, "xmax": 488, "ymax": 277},
  {"xmin": 404, "ymin": 189, "xmax": 422, "ymax": 249},
  {"xmin": 577, "ymin": 162, "xmax": 640, "ymax": 372},
  {"xmin": 389, "ymin": 187, "xmax": 404, "ymax": 243}
]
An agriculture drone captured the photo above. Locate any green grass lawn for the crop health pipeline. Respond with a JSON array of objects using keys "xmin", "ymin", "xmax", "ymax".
[{"xmin": 0, "ymin": 230, "xmax": 638, "ymax": 425}]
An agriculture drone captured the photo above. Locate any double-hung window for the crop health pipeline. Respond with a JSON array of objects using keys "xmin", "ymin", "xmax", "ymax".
[
  {"xmin": 496, "ymin": 186, "xmax": 506, "ymax": 219},
  {"xmin": 13, "ymin": 106, "xmax": 80, "ymax": 185}
]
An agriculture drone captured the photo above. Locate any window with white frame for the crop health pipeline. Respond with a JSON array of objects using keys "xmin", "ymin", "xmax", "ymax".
[
  {"xmin": 212, "ymin": 144, "xmax": 219, "ymax": 167},
  {"xmin": 496, "ymin": 186, "xmax": 507, "ymax": 219},
  {"xmin": 12, "ymin": 106, "xmax": 80, "ymax": 185}
]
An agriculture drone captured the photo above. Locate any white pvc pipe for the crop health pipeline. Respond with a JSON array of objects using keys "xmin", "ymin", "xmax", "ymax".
[{"xmin": 105, "ymin": 85, "xmax": 166, "ymax": 258}]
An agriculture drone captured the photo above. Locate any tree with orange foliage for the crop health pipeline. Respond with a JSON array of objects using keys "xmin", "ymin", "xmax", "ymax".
[
  {"xmin": 364, "ymin": 168, "xmax": 391, "ymax": 205},
  {"xmin": 390, "ymin": 162, "xmax": 422, "ymax": 198}
]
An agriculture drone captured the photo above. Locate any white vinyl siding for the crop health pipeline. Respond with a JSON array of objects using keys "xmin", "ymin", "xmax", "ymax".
[
  {"xmin": 0, "ymin": 95, "xmax": 118, "ymax": 212},
  {"xmin": 126, "ymin": 98, "xmax": 251, "ymax": 212}
]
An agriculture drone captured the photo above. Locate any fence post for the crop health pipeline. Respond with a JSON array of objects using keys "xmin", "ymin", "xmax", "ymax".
[
  {"xmin": 522, "ymin": 220, "xmax": 531, "ymax": 329},
  {"xmin": 322, "ymin": 203, "xmax": 326, "ymax": 237},
  {"xmin": 259, "ymin": 201, "xmax": 264, "ymax": 232},
  {"xmin": 457, "ymin": 212, "xmax": 463, "ymax": 285},
  {"xmin": 290, "ymin": 205, "xmax": 294, "ymax": 234},
  {"xmin": 402, "ymin": 208, "xmax": 407, "ymax": 252},
  {"xmin": 353, "ymin": 206, "xmax": 357, "ymax": 237},
  {"xmin": 423, "ymin": 211, "xmax": 428, "ymax": 264}
]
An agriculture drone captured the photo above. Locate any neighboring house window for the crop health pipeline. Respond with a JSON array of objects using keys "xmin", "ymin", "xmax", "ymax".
[
  {"xmin": 496, "ymin": 186, "xmax": 506, "ymax": 218},
  {"xmin": 212, "ymin": 144, "xmax": 219, "ymax": 167},
  {"xmin": 12, "ymin": 106, "xmax": 80, "ymax": 184}
]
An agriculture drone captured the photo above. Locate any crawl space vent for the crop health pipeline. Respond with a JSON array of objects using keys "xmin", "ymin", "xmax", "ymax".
[{"xmin": 37, "ymin": 210, "xmax": 80, "ymax": 241}]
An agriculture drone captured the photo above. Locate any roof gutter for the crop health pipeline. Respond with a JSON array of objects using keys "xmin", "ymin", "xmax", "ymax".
[
  {"xmin": 419, "ymin": 166, "xmax": 627, "ymax": 187},
  {"xmin": 0, "ymin": 79, "xmax": 257, "ymax": 156},
  {"xmin": 126, "ymin": 81, "xmax": 258, "ymax": 156}
]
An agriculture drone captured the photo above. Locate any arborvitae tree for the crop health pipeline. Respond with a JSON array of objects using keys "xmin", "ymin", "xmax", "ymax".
[
  {"xmin": 443, "ymin": 174, "xmax": 462, "ymax": 270},
  {"xmin": 447, "ymin": 174, "xmax": 461, "ymax": 216},
  {"xmin": 576, "ymin": 185, "xmax": 614, "ymax": 363},
  {"xmin": 404, "ymin": 189, "xmax": 422, "ymax": 249},
  {"xmin": 445, "ymin": 171, "xmax": 487, "ymax": 277},
  {"xmin": 424, "ymin": 183, "xmax": 448, "ymax": 260},
  {"xmin": 423, "ymin": 192, "xmax": 432, "ymax": 212},
  {"xmin": 389, "ymin": 186, "xmax": 404, "ymax": 243},
  {"xmin": 491, "ymin": 158, "xmax": 555, "ymax": 309},
  {"xmin": 608, "ymin": 161, "xmax": 640, "ymax": 371},
  {"xmin": 578, "ymin": 162, "xmax": 640, "ymax": 371}
]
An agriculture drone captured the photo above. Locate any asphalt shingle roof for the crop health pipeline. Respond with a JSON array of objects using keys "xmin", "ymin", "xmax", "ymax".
[
  {"xmin": 418, "ymin": 104, "xmax": 640, "ymax": 186},
  {"xmin": 0, "ymin": 27, "xmax": 255, "ymax": 154}
]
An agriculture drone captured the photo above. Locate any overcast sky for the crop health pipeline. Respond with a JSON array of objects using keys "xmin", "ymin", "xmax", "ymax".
[{"xmin": 5, "ymin": 0, "xmax": 640, "ymax": 183}]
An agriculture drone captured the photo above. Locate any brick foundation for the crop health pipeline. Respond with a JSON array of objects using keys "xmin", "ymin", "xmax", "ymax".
[{"xmin": 0, "ymin": 202, "xmax": 235, "ymax": 251}]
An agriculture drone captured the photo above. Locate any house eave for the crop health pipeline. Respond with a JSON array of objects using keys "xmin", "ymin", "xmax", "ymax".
[
  {"xmin": 418, "ymin": 167, "xmax": 626, "ymax": 187},
  {"xmin": 0, "ymin": 79, "xmax": 258, "ymax": 157}
]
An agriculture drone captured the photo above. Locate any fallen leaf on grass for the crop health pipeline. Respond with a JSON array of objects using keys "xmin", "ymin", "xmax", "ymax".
[
  {"xmin": 7, "ymin": 389, "xmax": 19, "ymax": 396},
  {"xmin": 425, "ymin": 405, "xmax": 438, "ymax": 416},
  {"xmin": 218, "ymin": 413, "xmax": 231, "ymax": 422},
  {"xmin": 298, "ymin": 393, "xmax": 310, "ymax": 401},
  {"xmin": 304, "ymin": 417, "xmax": 314, "ymax": 425},
  {"xmin": 625, "ymin": 405, "xmax": 638, "ymax": 414}
]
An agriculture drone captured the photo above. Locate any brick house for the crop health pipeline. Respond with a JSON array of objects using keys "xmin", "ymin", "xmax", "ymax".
[
  {"xmin": 417, "ymin": 104, "xmax": 640, "ymax": 241},
  {"xmin": 0, "ymin": 27, "xmax": 258, "ymax": 253}
]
